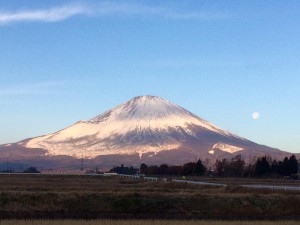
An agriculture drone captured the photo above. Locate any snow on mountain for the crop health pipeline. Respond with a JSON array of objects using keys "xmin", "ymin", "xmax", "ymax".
[
  {"xmin": 25, "ymin": 95, "xmax": 245, "ymax": 159},
  {"xmin": 212, "ymin": 143, "xmax": 244, "ymax": 153},
  {"xmin": 0, "ymin": 95, "xmax": 291, "ymax": 170}
]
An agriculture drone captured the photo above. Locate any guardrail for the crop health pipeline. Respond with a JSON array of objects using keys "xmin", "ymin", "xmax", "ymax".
[
  {"xmin": 144, "ymin": 176, "xmax": 158, "ymax": 181},
  {"xmin": 172, "ymin": 179, "xmax": 226, "ymax": 187}
]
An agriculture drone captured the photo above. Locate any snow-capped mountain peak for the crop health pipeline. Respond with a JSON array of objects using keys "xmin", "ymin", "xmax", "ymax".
[
  {"xmin": 91, "ymin": 95, "xmax": 191, "ymax": 122},
  {"xmin": 23, "ymin": 96, "xmax": 257, "ymax": 159},
  {"xmin": 0, "ymin": 95, "xmax": 288, "ymax": 170},
  {"xmin": 89, "ymin": 95, "xmax": 232, "ymax": 137}
]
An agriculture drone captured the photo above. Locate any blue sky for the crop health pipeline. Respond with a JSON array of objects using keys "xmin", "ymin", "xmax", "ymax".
[{"xmin": 0, "ymin": 0, "xmax": 300, "ymax": 153}]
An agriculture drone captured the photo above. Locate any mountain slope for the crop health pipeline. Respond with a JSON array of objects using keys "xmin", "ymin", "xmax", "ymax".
[
  {"xmin": 0, "ymin": 95, "xmax": 290, "ymax": 169},
  {"xmin": 24, "ymin": 96, "xmax": 247, "ymax": 158}
]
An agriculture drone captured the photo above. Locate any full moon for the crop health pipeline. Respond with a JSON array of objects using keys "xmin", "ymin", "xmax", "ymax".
[{"xmin": 252, "ymin": 112, "xmax": 260, "ymax": 120}]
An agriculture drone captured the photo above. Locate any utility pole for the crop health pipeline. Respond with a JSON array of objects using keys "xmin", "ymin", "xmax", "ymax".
[
  {"xmin": 20, "ymin": 158, "xmax": 24, "ymax": 172},
  {"xmin": 80, "ymin": 154, "xmax": 83, "ymax": 171}
]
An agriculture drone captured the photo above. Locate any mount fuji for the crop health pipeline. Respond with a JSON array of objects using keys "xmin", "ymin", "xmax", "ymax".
[{"xmin": 0, "ymin": 96, "xmax": 290, "ymax": 169}]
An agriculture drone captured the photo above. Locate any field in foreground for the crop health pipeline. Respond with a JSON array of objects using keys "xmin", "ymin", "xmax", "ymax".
[
  {"xmin": 0, "ymin": 174, "xmax": 299, "ymax": 220},
  {"xmin": 1, "ymin": 220, "xmax": 300, "ymax": 225}
]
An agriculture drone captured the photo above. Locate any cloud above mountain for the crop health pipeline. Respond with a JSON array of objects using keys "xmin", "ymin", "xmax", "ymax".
[{"xmin": 0, "ymin": 2, "xmax": 229, "ymax": 25}]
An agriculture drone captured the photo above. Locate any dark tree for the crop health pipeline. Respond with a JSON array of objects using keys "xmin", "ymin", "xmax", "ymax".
[
  {"xmin": 282, "ymin": 157, "xmax": 290, "ymax": 176},
  {"xmin": 255, "ymin": 156, "xmax": 271, "ymax": 176},
  {"xmin": 288, "ymin": 155, "xmax": 298, "ymax": 174},
  {"xmin": 277, "ymin": 160, "xmax": 285, "ymax": 176},
  {"xmin": 270, "ymin": 160, "xmax": 279, "ymax": 174},
  {"xmin": 140, "ymin": 163, "xmax": 148, "ymax": 174},
  {"xmin": 215, "ymin": 159, "xmax": 228, "ymax": 176},
  {"xmin": 223, "ymin": 155, "xmax": 245, "ymax": 177},
  {"xmin": 182, "ymin": 162, "xmax": 196, "ymax": 175},
  {"xmin": 147, "ymin": 165, "xmax": 160, "ymax": 175},
  {"xmin": 276, "ymin": 156, "xmax": 298, "ymax": 176},
  {"xmin": 160, "ymin": 164, "xmax": 169, "ymax": 175},
  {"xmin": 23, "ymin": 167, "xmax": 40, "ymax": 173},
  {"xmin": 244, "ymin": 163, "xmax": 255, "ymax": 178},
  {"xmin": 110, "ymin": 164, "xmax": 138, "ymax": 175},
  {"xmin": 169, "ymin": 166, "xmax": 183, "ymax": 176},
  {"xmin": 195, "ymin": 159, "xmax": 206, "ymax": 176}
]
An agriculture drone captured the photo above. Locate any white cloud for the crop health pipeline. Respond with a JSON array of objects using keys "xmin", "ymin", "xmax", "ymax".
[
  {"xmin": 0, "ymin": 2, "xmax": 230, "ymax": 25},
  {"xmin": 0, "ymin": 4, "xmax": 90, "ymax": 24}
]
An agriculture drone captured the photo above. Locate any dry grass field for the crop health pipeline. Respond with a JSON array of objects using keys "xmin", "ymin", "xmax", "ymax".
[
  {"xmin": 0, "ymin": 173, "xmax": 299, "ymax": 193},
  {"xmin": 0, "ymin": 220, "xmax": 300, "ymax": 225},
  {"xmin": 0, "ymin": 174, "xmax": 299, "ymax": 220},
  {"xmin": 188, "ymin": 176, "xmax": 300, "ymax": 187}
]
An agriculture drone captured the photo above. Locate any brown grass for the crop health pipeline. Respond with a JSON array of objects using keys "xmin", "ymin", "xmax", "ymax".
[
  {"xmin": 0, "ymin": 174, "xmax": 299, "ymax": 220},
  {"xmin": 1, "ymin": 220, "xmax": 300, "ymax": 225},
  {"xmin": 0, "ymin": 174, "xmax": 298, "ymax": 195},
  {"xmin": 187, "ymin": 176, "xmax": 300, "ymax": 187}
]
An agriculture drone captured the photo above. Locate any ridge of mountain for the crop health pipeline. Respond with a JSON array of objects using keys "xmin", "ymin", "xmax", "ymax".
[{"xmin": 0, "ymin": 95, "xmax": 292, "ymax": 169}]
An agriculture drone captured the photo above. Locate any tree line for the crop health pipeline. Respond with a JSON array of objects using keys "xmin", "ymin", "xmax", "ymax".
[
  {"xmin": 109, "ymin": 164, "xmax": 139, "ymax": 175},
  {"xmin": 0, "ymin": 166, "xmax": 40, "ymax": 173},
  {"xmin": 137, "ymin": 155, "xmax": 299, "ymax": 178},
  {"xmin": 140, "ymin": 159, "xmax": 206, "ymax": 176},
  {"xmin": 252, "ymin": 155, "xmax": 298, "ymax": 177}
]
